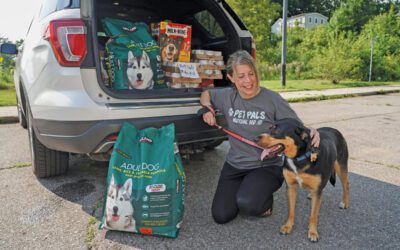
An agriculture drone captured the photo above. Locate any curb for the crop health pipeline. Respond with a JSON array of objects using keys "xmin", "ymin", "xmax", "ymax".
[
  {"xmin": 0, "ymin": 116, "xmax": 19, "ymax": 124},
  {"xmin": 0, "ymin": 89, "xmax": 399, "ymax": 125},
  {"xmin": 286, "ymin": 89, "xmax": 400, "ymax": 103}
]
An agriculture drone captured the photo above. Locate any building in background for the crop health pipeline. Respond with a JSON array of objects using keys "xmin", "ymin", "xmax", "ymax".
[{"xmin": 272, "ymin": 12, "xmax": 328, "ymax": 35}]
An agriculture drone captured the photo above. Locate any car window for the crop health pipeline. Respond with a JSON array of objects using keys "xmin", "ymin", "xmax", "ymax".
[
  {"xmin": 70, "ymin": 0, "xmax": 80, "ymax": 8},
  {"xmin": 194, "ymin": 10, "xmax": 225, "ymax": 38},
  {"xmin": 39, "ymin": 0, "xmax": 58, "ymax": 19},
  {"xmin": 57, "ymin": 0, "xmax": 72, "ymax": 10},
  {"xmin": 57, "ymin": 0, "xmax": 80, "ymax": 10}
]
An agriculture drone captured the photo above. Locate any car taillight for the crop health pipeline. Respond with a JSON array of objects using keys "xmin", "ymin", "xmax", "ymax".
[
  {"xmin": 43, "ymin": 19, "xmax": 87, "ymax": 67},
  {"xmin": 107, "ymin": 135, "xmax": 119, "ymax": 141},
  {"xmin": 251, "ymin": 37, "xmax": 257, "ymax": 60}
]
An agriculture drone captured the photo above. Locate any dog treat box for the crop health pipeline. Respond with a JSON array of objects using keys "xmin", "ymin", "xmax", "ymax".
[
  {"xmin": 192, "ymin": 49, "xmax": 225, "ymax": 79},
  {"xmin": 152, "ymin": 22, "xmax": 192, "ymax": 63},
  {"xmin": 163, "ymin": 62, "xmax": 202, "ymax": 88}
]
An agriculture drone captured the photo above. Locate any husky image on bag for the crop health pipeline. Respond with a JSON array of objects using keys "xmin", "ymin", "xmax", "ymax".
[
  {"xmin": 104, "ymin": 174, "xmax": 137, "ymax": 232},
  {"xmin": 127, "ymin": 50, "xmax": 154, "ymax": 90}
]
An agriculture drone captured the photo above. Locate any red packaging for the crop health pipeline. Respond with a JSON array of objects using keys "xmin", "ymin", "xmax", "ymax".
[
  {"xmin": 199, "ymin": 79, "xmax": 214, "ymax": 88},
  {"xmin": 152, "ymin": 21, "xmax": 192, "ymax": 63}
]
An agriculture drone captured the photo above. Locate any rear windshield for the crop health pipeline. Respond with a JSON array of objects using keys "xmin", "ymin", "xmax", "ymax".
[
  {"xmin": 39, "ymin": 0, "xmax": 80, "ymax": 20},
  {"xmin": 58, "ymin": 0, "xmax": 80, "ymax": 9}
]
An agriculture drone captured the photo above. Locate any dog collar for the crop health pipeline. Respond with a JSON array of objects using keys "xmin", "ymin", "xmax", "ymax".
[{"xmin": 295, "ymin": 151, "xmax": 312, "ymax": 163}]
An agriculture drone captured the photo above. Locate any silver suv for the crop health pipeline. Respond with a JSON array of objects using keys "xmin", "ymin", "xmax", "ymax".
[{"xmin": 1, "ymin": 0, "xmax": 255, "ymax": 178}]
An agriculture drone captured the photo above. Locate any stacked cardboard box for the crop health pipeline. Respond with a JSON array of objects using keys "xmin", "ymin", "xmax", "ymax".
[
  {"xmin": 151, "ymin": 22, "xmax": 227, "ymax": 88},
  {"xmin": 163, "ymin": 62, "xmax": 202, "ymax": 88},
  {"xmin": 192, "ymin": 49, "xmax": 225, "ymax": 87}
]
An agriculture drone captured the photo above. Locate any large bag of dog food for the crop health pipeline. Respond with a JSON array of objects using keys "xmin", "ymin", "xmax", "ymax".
[
  {"xmin": 99, "ymin": 122, "xmax": 185, "ymax": 238},
  {"xmin": 102, "ymin": 18, "xmax": 165, "ymax": 90}
]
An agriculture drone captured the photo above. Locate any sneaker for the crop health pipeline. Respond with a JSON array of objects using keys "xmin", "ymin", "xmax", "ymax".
[
  {"xmin": 260, "ymin": 207, "xmax": 273, "ymax": 217},
  {"xmin": 260, "ymin": 199, "xmax": 273, "ymax": 217}
]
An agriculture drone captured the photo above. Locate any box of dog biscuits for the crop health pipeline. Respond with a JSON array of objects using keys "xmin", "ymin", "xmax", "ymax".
[{"xmin": 151, "ymin": 22, "xmax": 192, "ymax": 63}]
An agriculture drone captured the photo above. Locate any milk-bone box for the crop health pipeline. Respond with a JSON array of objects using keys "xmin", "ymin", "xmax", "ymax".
[{"xmin": 151, "ymin": 22, "xmax": 192, "ymax": 63}]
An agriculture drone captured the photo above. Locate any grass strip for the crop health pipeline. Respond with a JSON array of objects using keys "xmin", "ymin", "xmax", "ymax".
[
  {"xmin": 86, "ymin": 216, "xmax": 97, "ymax": 249},
  {"xmin": 262, "ymin": 80, "xmax": 400, "ymax": 92},
  {"xmin": 0, "ymin": 88, "xmax": 16, "ymax": 106},
  {"xmin": 0, "ymin": 162, "xmax": 31, "ymax": 171}
]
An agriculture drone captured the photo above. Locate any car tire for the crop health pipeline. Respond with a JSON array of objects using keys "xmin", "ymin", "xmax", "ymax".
[
  {"xmin": 204, "ymin": 139, "xmax": 225, "ymax": 150},
  {"xmin": 17, "ymin": 98, "xmax": 27, "ymax": 129},
  {"xmin": 26, "ymin": 105, "xmax": 69, "ymax": 178}
]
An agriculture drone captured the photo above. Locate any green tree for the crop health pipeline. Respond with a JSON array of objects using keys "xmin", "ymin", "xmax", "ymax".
[
  {"xmin": 309, "ymin": 31, "xmax": 362, "ymax": 82},
  {"xmin": 271, "ymin": 0, "xmax": 341, "ymax": 18},
  {"xmin": 329, "ymin": 0, "xmax": 399, "ymax": 34},
  {"xmin": 226, "ymin": 0, "xmax": 281, "ymax": 62},
  {"xmin": 356, "ymin": 6, "xmax": 400, "ymax": 80},
  {"xmin": 0, "ymin": 36, "xmax": 16, "ymax": 87}
]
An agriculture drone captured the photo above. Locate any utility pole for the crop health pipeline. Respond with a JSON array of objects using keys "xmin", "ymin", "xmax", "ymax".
[
  {"xmin": 281, "ymin": 0, "xmax": 288, "ymax": 87},
  {"xmin": 369, "ymin": 36, "xmax": 374, "ymax": 82}
]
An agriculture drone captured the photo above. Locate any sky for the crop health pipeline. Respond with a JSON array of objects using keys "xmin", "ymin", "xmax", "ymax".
[{"xmin": 0, "ymin": 1, "xmax": 42, "ymax": 42}]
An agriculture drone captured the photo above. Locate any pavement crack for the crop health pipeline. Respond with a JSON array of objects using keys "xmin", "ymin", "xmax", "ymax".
[
  {"xmin": 85, "ymin": 197, "xmax": 103, "ymax": 249},
  {"xmin": 0, "ymin": 162, "xmax": 31, "ymax": 171},
  {"xmin": 309, "ymin": 110, "xmax": 400, "ymax": 126},
  {"xmin": 350, "ymin": 157, "xmax": 400, "ymax": 171}
]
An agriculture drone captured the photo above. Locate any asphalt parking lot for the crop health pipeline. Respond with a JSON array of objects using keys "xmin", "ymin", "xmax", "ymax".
[{"xmin": 0, "ymin": 93, "xmax": 399, "ymax": 249}]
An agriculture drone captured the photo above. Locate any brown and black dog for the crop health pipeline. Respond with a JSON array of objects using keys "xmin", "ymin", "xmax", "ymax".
[
  {"xmin": 159, "ymin": 34, "xmax": 183, "ymax": 63},
  {"xmin": 257, "ymin": 118, "xmax": 349, "ymax": 242}
]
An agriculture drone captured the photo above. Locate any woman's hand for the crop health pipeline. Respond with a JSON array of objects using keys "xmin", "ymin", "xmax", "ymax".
[
  {"xmin": 203, "ymin": 111, "xmax": 216, "ymax": 126},
  {"xmin": 309, "ymin": 127, "xmax": 320, "ymax": 148}
]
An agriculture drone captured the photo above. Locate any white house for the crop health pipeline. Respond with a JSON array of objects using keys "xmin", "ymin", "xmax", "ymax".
[{"xmin": 272, "ymin": 12, "xmax": 328, "ymax": 35}]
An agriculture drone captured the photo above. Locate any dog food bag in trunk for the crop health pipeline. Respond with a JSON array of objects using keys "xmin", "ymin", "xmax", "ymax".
[
  {"xmin": 99, "ymin": 123, "xmax": 185, "ymax": 238},
  {"xmin": 102, "ymin": 18, "xmax": 166, "ymax": 90}
]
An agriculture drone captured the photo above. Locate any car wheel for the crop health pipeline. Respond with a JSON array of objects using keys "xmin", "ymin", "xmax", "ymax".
[
  {"xmin": 204, "ymin": 139, "xmax": 225, "ymax": 150},
  {"xmin": 26, "ymin": 105, "xmax": 69, "ymax": 178},
  {"xmin": 17, "ymin": 98, "xmax": 27, "ymax": 129}
]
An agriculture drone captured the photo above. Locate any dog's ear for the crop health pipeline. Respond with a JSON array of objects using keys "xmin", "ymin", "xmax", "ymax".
[
  {"xmin": 123, "ymin": 178, "xmax": 132, "ymax": 196},
  {"xmin": 295, "ymin": 126, "xmax": 310, "ymax": 142},
  {"xmin": 128, "ymin": 51, "xmax": 135, "ymax": 62},
  {"xmin": 159, "ymin": 34, "xmax": 167, "ymax": 45},
  {"xmin": 142, "ymin": 50, "xmax": 150, "ymax": 62},
  {"xmin": 110, "ymin": 174, "xmax": 115, "ymax": 186}
]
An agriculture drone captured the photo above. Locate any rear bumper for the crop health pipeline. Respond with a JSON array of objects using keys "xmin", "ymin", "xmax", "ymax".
[{"xmin": 32, "ymin": 114, "xmax": 227, "ymax": 154}]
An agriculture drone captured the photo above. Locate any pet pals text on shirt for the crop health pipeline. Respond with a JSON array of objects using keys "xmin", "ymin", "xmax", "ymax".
[{"xmin": 228, "ymin": 108, "xmax": 266, "ymax": 126}]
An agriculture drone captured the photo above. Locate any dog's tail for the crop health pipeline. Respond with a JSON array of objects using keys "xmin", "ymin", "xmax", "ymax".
[{"xmin": 330, "ymin": 169, "xmax": 336, "ymax": 186}]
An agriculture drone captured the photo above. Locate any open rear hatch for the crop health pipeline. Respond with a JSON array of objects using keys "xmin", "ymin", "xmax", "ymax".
[{"xmin": 87, "ymin": 0, "xmax": 243, "ymax": 99}]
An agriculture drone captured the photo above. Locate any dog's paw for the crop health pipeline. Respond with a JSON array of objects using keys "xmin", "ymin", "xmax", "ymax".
[
  {"xmin": 308, "ymin": 230, "xmax": 319, "ymax": 242},
  {"xmin": 307, "ymin": 193, "xmax": 312, "ymax": 200},
  {"xmin": 280, "ymin": 224, "xmax": 294, "ymax": 235},
  {"xmin": 339, "ymin": 201, "xmax": 349, "ymax": 209}
]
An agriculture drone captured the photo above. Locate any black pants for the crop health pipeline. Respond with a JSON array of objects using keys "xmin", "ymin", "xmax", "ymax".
[{"xmin": 212, "ymin": 162, "xmax": 284, "ymax": 224}]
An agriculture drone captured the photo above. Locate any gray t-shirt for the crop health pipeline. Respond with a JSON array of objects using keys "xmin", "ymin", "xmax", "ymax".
[{"xmin": 209, "ymin": 87, "xmax": 301, "ymax": 169}]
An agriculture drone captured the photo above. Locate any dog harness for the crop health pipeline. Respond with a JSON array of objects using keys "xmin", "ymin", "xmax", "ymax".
[
  {"xmin": 286, "ymin": 151, "xmax": 315, "ymax": 187},
  {"xmin": 198, "ymin": 105, "xmax": 271, "ymax": 160}
]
